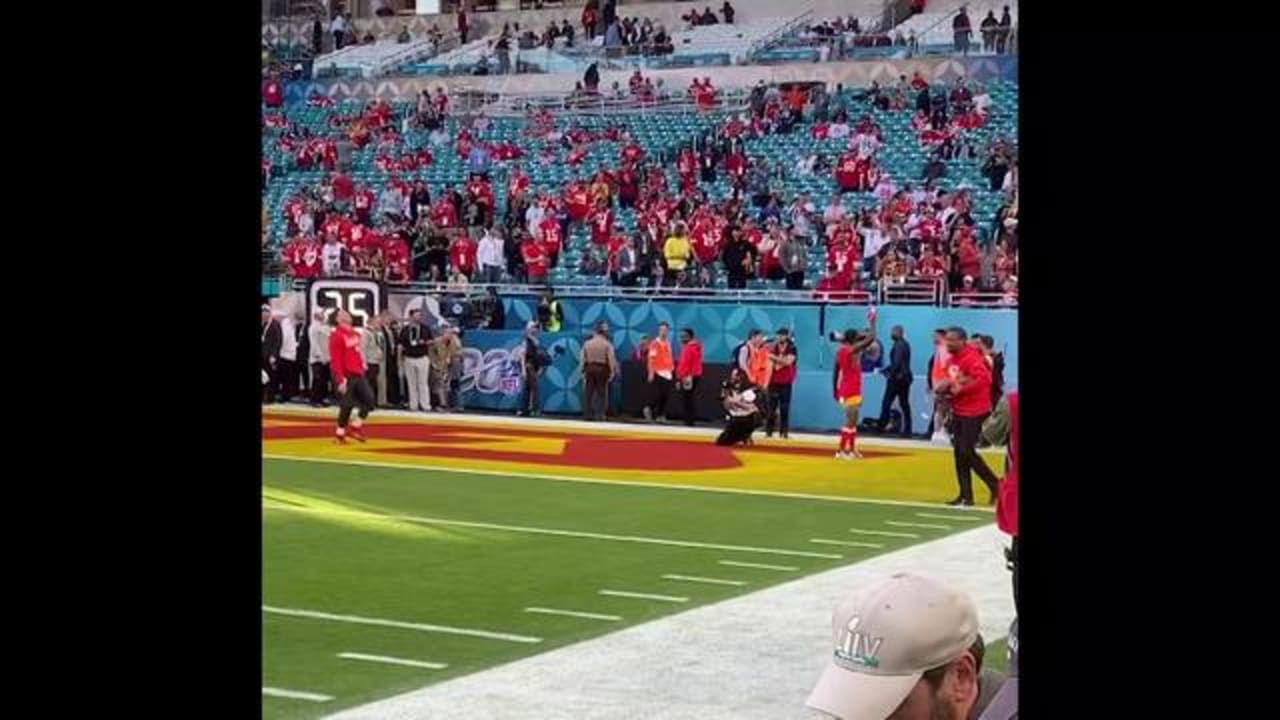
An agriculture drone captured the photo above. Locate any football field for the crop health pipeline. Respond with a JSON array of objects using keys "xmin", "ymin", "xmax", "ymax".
[{"xmin": 263, "ymin": 409, "xmax": 1004, "ymax": 720}]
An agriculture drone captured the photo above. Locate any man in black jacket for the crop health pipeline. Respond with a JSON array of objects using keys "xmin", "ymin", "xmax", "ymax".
[
  {"xmin": 997, "ymin": 6, "xmax": 1012, "ymax": 54},
  {"xmin": 262, "ymin": 305, "xmax": 283, "ymax": 404},
  {"xmin": 877, "ymin": 325, "xmax": 913, "ymax": 436},
  {"xmin": 952, "ymin": 7, "xmax": 972, "ymax": 55}
]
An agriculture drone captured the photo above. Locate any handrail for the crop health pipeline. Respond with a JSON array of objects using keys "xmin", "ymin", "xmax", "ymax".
[{"xmin": 745, "ymin": 10, "xmax": 815, "ymax": 61}]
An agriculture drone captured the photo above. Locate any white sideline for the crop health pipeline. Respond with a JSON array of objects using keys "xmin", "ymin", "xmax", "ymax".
[
  {"xmin": 338, "ymin": 653, "xmax": 449, "ymax": 670},
  {"xmin": 264, "ymin": 453, "xmax": 996, "ymax": 512},
  {"xmin": 598, "ymin": 590, "xmax": 689, "ymax": 603},
  {"xmin": 262, "ymin": 605, "xmax": 543, "ymax": 644},
  {"xmin": 262, "ymin": 502, "xmax": 844, "ymax": 560},
  {"xmin": 525, "ymin": 607, "xmax": 622, "ymax": 622},
  {"xmin": 848, "ymin": 527, "xmax": 920, "ymax": 538},
  {"xmin": 717, "ymin": 560, "xmax": 797, "ymax": 572},
  {"xmin": 886, "ymin": 520, "xmax": 952, "ymax": 530},
  {"xmin": 916, "ymin": 512, "xmax": 986, "ymax": 523},
  {"xmin": 661, "ymin": 574, "xmax": 747, "ymax": 587},
  {"xmin": 323, "ymin": 525, "xmax": 1015, "ymax": 720},
  {"xmin": 263, "ymin": 687, "xmax": 333, "ymax": 702},
  {"xmin": 809, "ymin": 538, "xmax": 883, "ymax": 549}
]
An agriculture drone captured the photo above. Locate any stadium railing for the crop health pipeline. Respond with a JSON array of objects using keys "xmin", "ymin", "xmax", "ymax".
[
  {"xmin": 269, "ymin": 273, "xmax": 1014, "ymax": 308},
  {"xmin": 482, "ymin": 89, "xmax": 749, "ymax": 117}
]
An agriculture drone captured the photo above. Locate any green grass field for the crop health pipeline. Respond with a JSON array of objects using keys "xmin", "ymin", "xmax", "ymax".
[{"xmin": 263, "ymin": 457, "xmax": 989, "ymax": 719}]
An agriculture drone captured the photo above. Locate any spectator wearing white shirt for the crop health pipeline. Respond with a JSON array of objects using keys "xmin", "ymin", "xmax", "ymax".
[
  {"xmin": 322, "ymin": 237, "xmax": 343, "ymax": 277},
  {"xmin": 331, "ymin": 13, "xmax": 348, "ymax": 50},
  {"xmin": 828, "ymin": 119, "xmax": 850, "ymax": 139},
  {"xmin": 789, "ymin": 193, "xmax": 816, "ymax": 245},
  {"xmin": 873, "ymin": 174, "xmax": 897, "ymax": 204},
  {"xmin": 525, "ymin": 200, "xmax": 546, "ymax": 237},
  {"xmin": 379, "ymin": 185, "xmax": 404, "ymax": 220},
  {"xmin": 477, "ymin": 227, "xmax": 505, "ymax": 284},
  {"xmin": 276, "ymin": 311, "xmax": 300, "ymax": 402}
]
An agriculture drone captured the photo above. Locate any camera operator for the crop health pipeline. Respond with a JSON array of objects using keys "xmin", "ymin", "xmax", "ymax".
[{"xmin": 716, "ymin": 367, "xmax": 760, "ymax": 446}]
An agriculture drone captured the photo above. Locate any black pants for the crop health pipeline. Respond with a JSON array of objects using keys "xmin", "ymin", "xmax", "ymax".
[
  {"xmin": 263, "ymin": 359, "xmax": 279, "ymax": 403},
  {"xmin": 279, "ymin": 358, "xmax": 299, "ymax": 402},
  {"xmin": 365, "ymin": 364, "xmax": 380, "ymax": 405},
  {"xmin": 337, "ymin": 373, "xmax": 375, "ymax": 428},
  {"xmin": 680, "ymin": 376, "xmax": 700, "ymax": 425},
  {"xmin": 727, "ymin": 273, "xmax": 747, "ymax": 289},
  {"xmin": 951, "ymin": 413, "xmax": 1001, "ymax": 502},
  {"xmin": 716, "ymin": 413, "xmax": 757, "ymax": 445},
  {"xmin": 310, "ymin": 362, "xmax": 330, "ymax": 405},
  {"xmin": 521, "ymin": 363, "xmax": 540, "ymax": 413},
  {"xmin": 879, "ymin": 378, "xmax": 913, "ymax": 435},
  {"xmin": 785, "ymin": 271, "xmax": 805, "ymax": 290},
  {"xmin": 766, "ymin": 383, "xmax": 792, "ymax": 436},
  {"xmin": 333, "ymin": 31, "xmax": 344, "ymax": 50},
  {"xmin": 583, "ymin": 364, "xmax": 610, "ymax": 420},
  {"xmin": 647, "ymin": 376, "xmax": 673, "ymax": 419}
]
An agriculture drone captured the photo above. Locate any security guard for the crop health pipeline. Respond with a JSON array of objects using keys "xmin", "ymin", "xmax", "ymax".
[{"xmin": 579, "ymin": 321, "xmax": 619, "ymax": 421}]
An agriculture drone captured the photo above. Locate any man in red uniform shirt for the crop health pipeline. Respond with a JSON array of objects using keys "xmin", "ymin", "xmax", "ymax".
[
  {"xmin": 832, "ymin": 307, "xmax": 878, "ymax": 459},
  {"xmin": 937, "ymin": 326, "xmax": 1001, "ymax": 506},
  {"xmin": 766, "ymin": 328, "xmax": 798, "ymax": 439},
  {"xmin": 328, "ymin": 309, "xmax": 375, "ymax": 443},
  {"xmin": 589, "ymin": 199, "xmax": 614, "ymax": 246},
  {"xmin": 263, "ymin": 75, "xmax": 284, "ymax": 108},
  {"xmin": 522, "ymin": 234, "xmax": 549, "ymax": 284},
  {"xmin": 675, "ymin": 327, "xmax": 704, "ymax": 427}
]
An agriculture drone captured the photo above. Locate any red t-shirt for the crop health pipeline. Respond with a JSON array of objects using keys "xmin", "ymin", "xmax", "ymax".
[
  {"xmin": 948, "ymin": 345, "xmax": 993, "ymax": 417},
  {"xmin": 835, "ymin": 345, "xmax": 862, "ymax": 399},
  {"xmin": 263, "ymin": 80, "xmax": 283, "ymax": 108},
  {"xmin": 622, "ymin": 143, "xmax": 645, "ymax": 165},
  {"xmin": 522, "ymin": 239, "xmax": 548, "ymax": 278},
  {"xmin": 676, "ymin": 340, "xmax": 704, "ymax": 380},
  {"xmin": 432, "ymin": 198, "xmax": 458, "ymax": 229},
  {"xmin": 329, "ymin": 325, "xmax": 367, "ymax": 379},
  {"xmin": 332, "ymin": 174, "xmax": 354, "ymax": 201},
  {"xmin": 384, "ymin": 237, "xmax": 410, "ymax": 280},
  {"xmin": 997, "ymin": 391, "xmax": 1019, "ymax": 536},
  {"xmin": 957, "ymin": 242, "xmax": 982, "ymax": 278},
  {"xmin": 835, "ymin": 153, "xmax": 861, "ymax": 190},
  {"xmin": 770, "ymin": 340, "xmax": 798, "ymax": 385}
]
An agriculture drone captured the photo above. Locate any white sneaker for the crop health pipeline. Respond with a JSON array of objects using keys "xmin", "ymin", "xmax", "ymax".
[
  {"xmin": 849, "ymin": 450, "xmax": 863, "ymax": 459},
  {"xmin": 834, "ymin": 451, "xmax": 850, "ymax": 460},
  {"xmin": 931, "ymin": 432, "xmax": 950, "ymax": 445}
]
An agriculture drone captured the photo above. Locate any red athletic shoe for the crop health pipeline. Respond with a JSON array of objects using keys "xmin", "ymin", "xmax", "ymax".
[
  {"xmin": 334, "ymin": 433, "xmax": 348, "ymax": 445},
  {"xmin": 348, "ymin": 425, "xmax": 367, "ymax": 443}
]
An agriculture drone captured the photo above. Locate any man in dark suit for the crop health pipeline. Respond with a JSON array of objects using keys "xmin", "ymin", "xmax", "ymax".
[
  {"xmin": 261, "ymin": 305, "xmax": 283, "ymax": 404},
  {"xmin": 877, "ymin": 325, "xmax": 913, "ymax": 436}
]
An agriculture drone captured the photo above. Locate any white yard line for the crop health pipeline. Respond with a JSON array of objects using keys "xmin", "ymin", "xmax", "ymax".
[
  {"xmin": 263, "ymin": 687, "xmax": 333, "ymax": 702},
  {"xmin": 915, "ymin": 512, "xmax": 987, "ymax": 523},
  {"xmin": 262, "ymin": 606, "xmax": 542, "ymax": 644},
  {"xmin": 661, "ymin": 574, "xmax": 748, "ymax": 587},
  {"xmin": 264, "ymin": 453, "xmax": 995, "ymax": 512},
  {"xmin": 262, "ymin": 503, "xmax": 844, "ymax": 560},
  {"xmin": 885, "ymin": 520, "xmax": 951, "ymax": 530},
  {"xmin": 325, "ymin": 525, "xmax": 1015, "ymax": 720},
  {"xmin": 598, "ymin": 590, "xmax": 689, "ymax": 603},
  {"xmin": 338, "ymin": 653, "xmax": 449, "ymax": 670},
  {"xmin": 848, "ymin": 528, "xmax": 920, "ymax": 538},
  {"xmin": 717, "ymin": 560, "xmax": 797, "ymax": 572},
  {"xmin": 809, "ymin": 538, "xmax": 884, "ymax": 549},
  {"xmin": 524, "ymin": 607, "xmax": 622, "ymax": 622}
]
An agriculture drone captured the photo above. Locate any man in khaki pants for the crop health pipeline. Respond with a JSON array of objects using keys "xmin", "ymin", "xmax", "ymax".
[
  {"xmin": 579, "ymin": 321, "xmax": 618, "ymax": 421},
  {"xmin": 429, "ymin": 324, "xmax": 462, "ymax": 412}
]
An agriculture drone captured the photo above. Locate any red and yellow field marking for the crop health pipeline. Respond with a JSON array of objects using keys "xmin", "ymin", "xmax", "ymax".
[{"xmin": 263, "ymin": 410, "xmax": 996, "ymax": 505}]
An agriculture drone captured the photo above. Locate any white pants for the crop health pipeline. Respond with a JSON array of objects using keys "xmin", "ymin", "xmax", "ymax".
[{"xmin": 404, "ymin": 356, "xmax": 432, "ymax": 411}]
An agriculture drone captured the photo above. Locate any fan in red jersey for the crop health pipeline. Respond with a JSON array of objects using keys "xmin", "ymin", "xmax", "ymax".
[
  {"xmin": 621, "ymin": 140, "xmax": 645, "ymax": 165},
  {"xmin": 263, "ymin": 76, "xmax": 284, "ymax": 108},
  {"xmin": 283, "ymin": 236, "xmax": 322, "ymax": 280},
  {"xmin": 538, "ymin": 215, "xmax": 563, "ymax": 267},
  {"xmin": 832, "ymin": 307, "xmax": 879, "ymax": 459},
  {"xmin": 431, "ymin": 193, "xmax": 458, "ymax": 230},
  {"xmin": 449, "ymin": 231, "xmax": 478, "ymax": 279},
  {"xmin": 383, "ymin": 233, "xmax": 411, "ymax": 282},
  {"xmin": 329, "ymin": 309, "xmax": 375, "ymax": 443},
  {"xmin": 565, "ymin": 181, "xmax": 592, "ymax": 223},
  {"xmin": 589, "ymin": 199, "xmax": 614, "ymax": 246},
  {"xmin": 834, "ymin": 151, "xmax": 863, "ymax": 192},
  {"xmin": 521, "ymin": 233, "xmax": 549, "ymax": 283}
]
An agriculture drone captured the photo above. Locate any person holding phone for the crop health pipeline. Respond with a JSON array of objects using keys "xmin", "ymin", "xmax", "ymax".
[{"xmin": 833, "ymin": 307, "xmax": 878, "ymax": 459}]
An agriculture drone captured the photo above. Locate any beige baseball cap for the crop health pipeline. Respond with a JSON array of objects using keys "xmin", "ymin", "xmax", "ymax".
[{"xmin": 806, "ymin": 573, "xmax": 979, "ymax": 720}]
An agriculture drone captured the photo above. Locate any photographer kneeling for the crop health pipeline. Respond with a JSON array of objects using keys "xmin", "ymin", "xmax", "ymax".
[{"xmin": 716, "ymin": 367, "xmax": 761, "ymax": 446}]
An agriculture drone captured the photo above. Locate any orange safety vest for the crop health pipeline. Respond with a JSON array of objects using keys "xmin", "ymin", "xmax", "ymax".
[
  {"xmin": 747, "ymin": 343, "xmax": 771, "ymax": 387},
  {"xmin": 648, "ymin": 338, "xmax": 674, "ymax": 375}
]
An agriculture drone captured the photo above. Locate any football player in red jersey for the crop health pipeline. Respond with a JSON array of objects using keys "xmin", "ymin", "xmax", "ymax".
[
  {"xmin": 589, "ymin": 199, "xmax": 614, "ymax": 246},
  {"xmin": 329, "ymin": 309, "xmax": 375, "ymax": 443},
  {"xmin": 522, "ymin": 233, "xmax": 549, "ymax": 284},
  {"xmin": 832, "ymin": 307, "xmax": 879, "ymax": 459}
]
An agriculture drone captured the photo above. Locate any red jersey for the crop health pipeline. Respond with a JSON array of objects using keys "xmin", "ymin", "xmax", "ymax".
[
  {"xmin": 566, "ymin": 185, "xmax": 592, "ymax": 222},
  {"xmin": 948, "ymin": 345, "xmax": 993, "ymax": 417},
  {"xmin": 263, "ymin": 79, "xmax": 283, "ymax": 108},
  {"xmin": 622, "ymin": 143, "xmax": 645, "ymax": 165},
  {"xmin": 508, "ymin": 172, "xmax": 530, "ymax": 200},
  {"xmin": 329, "ymin": 325, "xmax": 367, "ymax": 379},
  {"xmin": 539, "ymin": 218, "xmax": 563, "ymax": 258},
  {"xmin": 590, "ymin": 207, "xmax": 614, "ymax": 245},
  {"xmin": 466, "ymin": 178, "xmax": 494, "ymax": 208},
  {"xmin": 835, "ymin": 345, "xmax": 862, "ymax": 399},
  {"xmin": 834, "ymin": 153, "xmax": 861, "ymax": 190},
  {"xmin": 692, "ymin": 221, "xmax": 721, "ymax": 264},
  {"xmin": 957, "ymin": 242, "xmax": 982, "ymax": 278},
  {"xmin": 918, "ymin": 254, "xmax": 948, "ymax": 278},
  {"xmin": 384, "ymin": 236, "xmax": 410, "ymax": 281},
  {"xmin": 770, "ymin": 340, "xmax": 797, "ymax": 385},
  {"xmin": 522, "ymin": 239, "xmax": 548, "ymax": 278},
  {"xmin": 997, "ymin": 391, "xmax": 1019, "ymax": 537},
  {"xmin": 432, "ymin": 198, "xmax": 458, "ymax": 229},
  {"xmin": 450, "ymin": 236, "xmax": 477, "ymax": 275}
]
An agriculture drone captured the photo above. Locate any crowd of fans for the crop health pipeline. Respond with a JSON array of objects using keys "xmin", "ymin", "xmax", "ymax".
[{"xmin": 265, "ymin": 68, "xmax": 1017, "ymax": 305}]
